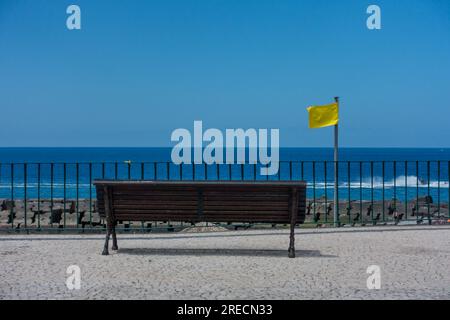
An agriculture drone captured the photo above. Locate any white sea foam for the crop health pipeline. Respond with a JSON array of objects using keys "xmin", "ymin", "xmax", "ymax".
[{"xmin": 308, "ymin": 175, "xmax": 448, "ymax": 189}]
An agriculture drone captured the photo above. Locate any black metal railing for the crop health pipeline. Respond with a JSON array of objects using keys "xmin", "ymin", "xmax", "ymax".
[{"xmin": 0, "ymin": 161, "xmax": 448, "ymax": 232}]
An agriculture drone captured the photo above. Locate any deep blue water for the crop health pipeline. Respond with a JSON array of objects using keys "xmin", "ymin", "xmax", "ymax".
[
  {"xmin": 0, "ymin": 148, "xmax": 449, "ymax": 202},
  {"xmin": 0, "ymin": 147, "xmax": 449, "ymax": 163}
]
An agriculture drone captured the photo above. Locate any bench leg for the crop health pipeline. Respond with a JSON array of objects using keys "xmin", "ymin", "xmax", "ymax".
[
  {"xmin": 288, "ymin": 223, "xmax": 295, "ymax": 258},
  {"xmin": 288, "ymin": 188, "xmax": 298, "ymax": 258},
  {"xmin": 102, "ymin": 229, "xmax": 111, "ymax": 255},
  {"xmin": 111, "ymin": 222, "xmax": 118, "ymax": 251}
]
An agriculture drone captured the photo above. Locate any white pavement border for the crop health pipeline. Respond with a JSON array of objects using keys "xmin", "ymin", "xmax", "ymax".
[{"xmin": 0, "ymin": 226, "xmax": 449, "ymax": 299}]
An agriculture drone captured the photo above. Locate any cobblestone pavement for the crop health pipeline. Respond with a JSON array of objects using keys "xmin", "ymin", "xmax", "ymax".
[{"xmin": 0, "ymin": 226, "xmax": 449, "ymax": 299}]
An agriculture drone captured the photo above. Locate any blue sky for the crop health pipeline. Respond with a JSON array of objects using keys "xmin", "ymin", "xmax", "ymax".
[{"xmin": 0, "ymin": 0, "xmax": 449, "ymax": 147}]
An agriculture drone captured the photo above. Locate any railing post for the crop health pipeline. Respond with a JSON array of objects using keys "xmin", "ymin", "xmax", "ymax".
[
  {"xmin": 405, "ymin": 161, "xmax": 408, "ymax": 220},
  {"xmin": 168, "ymin": 162, "xmax": 171, "ymax": 180},
  {"xmin": 313, "ymin": 161, "xmax": 316, "ymax": 220},
  {"xmin": 37, "ymin": 163, "xmax": 41, "ymax": 229},
  {"xmin": 50, "ymin": 163, "xmax": 54, "ymax": 227},
  {"xmin": 289, "ymin": 161, "xmax": 292, "ymax": 181},
  {"xmin": 427, "ymin": 161, "xmax": 431, "ymax": 225},
  {"xmin": 181, "ymin": 163, "xmax": 183, "ymax": 181},
  {"xmin": 24, "ymin": 163, "xmax": 27, "ymax": 230},
  {"xmin": 63, "ymin": 163, "xmax": 66, "ymax": 228},
  {"xmin": 89, "ymin": 163, "xmax": 93, "ymax": 224},
  {"xmin": 10, "ymin": 163, "xmax": 14, "ymax": 229},
  {"xmin": 359, "ymin": 161, "xmax": 363, "ymax": 224},
  {"xmin": 371, "ymin": 161, "xmax": 374, "ymax": 222},
  {"xmin": 437, "ymin": 161, "xmax": 440, "ymax": 217},
  {"xmin": 324, "ymin": 161, "xmax": 328, "ymax": 224},
  {"xmin": 382, "ymin": 161, "xmax": 385, "ymax": 222},
  {"xmin": 347, "ymin": 161, "xmax": 351, "ymax": 225},
  {"xmin": 416, "ymin": 161, "xmax": 419, "ymax": 223},
  {"xmin": 76, "ymin": 163, "xmax": 79, "ymax": 229},
  {"xmin": 334, "ymin": 160, "xmax": 339, "ymax": 227},
  {"xmin": 393, "ymin": 161, "xmax": 397, "ymax": 219},
  {"xmin": 301, "ymin": 161, "xmax": 304, "ymax": 180}
]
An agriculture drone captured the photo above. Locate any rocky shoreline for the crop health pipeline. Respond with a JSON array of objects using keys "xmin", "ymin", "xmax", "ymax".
[{"xmin": 1, "ymin": 197, "xmax": 448, "ymax": 231}]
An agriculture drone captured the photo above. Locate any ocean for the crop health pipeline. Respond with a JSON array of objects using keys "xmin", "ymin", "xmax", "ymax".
[{"xmin": 0, "ymin": 148, "xmax": 449, "ymax": 202}]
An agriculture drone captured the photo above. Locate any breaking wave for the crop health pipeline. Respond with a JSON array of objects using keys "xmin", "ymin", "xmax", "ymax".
[{"xmin": 308, "ymin": 176, "xmax": 448, "ymax": 189}]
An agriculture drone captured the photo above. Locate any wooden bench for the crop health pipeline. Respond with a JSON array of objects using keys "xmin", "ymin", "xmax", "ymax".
[{"xmin": 94, "ymin": 180, "xmax": 307, "ymax": 258}]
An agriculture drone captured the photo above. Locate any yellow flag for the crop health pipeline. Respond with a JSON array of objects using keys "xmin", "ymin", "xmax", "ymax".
[{"xmin": 307, "ymin": 103, "xmax": 339, "ymax": 128}]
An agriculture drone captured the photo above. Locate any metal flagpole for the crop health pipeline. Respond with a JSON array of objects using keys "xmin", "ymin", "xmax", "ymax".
[{"xmin": 334, "ymin": 96, "xmax": 339, "ymax": 227}]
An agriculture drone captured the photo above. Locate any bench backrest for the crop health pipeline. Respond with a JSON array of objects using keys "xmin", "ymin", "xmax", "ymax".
[{"xmin": 94, "ymin": 181, "xmax": 306, "ymax": 224}]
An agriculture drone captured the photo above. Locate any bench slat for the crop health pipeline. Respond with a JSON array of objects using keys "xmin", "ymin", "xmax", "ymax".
[
  {"xmin": 95, "ymin": 181, "xmax": 306, "ymax": 225},
  {"xmin": 111, "ymin": 215, "xmax": 291, "ymax": 223}
]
